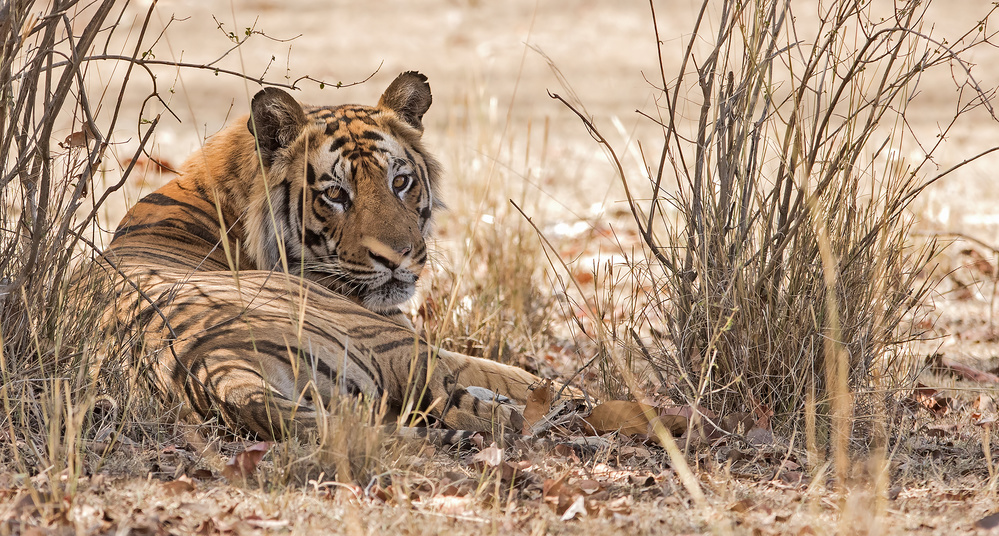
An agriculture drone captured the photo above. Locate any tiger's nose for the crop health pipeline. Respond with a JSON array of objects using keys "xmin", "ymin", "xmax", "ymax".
[
  {"xmin": 369, "ymin": 251, "xmax": 399, "ymax": 270},
  {"xmin": 364, "ymin": 238, "xmax": 412, "ymax": 270}
]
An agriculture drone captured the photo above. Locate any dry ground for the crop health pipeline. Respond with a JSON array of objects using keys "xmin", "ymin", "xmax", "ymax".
[{"xmin": 4, "ymin": 0, "xmax": 999, "ymax": 534}]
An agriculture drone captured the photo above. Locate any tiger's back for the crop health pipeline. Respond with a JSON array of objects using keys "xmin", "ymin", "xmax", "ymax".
[{"xmin": 102, "ymin": 72, "xmax": 540, "ymax": 439}]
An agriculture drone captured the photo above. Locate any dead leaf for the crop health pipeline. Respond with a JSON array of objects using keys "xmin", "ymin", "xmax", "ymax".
[
  {"xmin": 941, "ymin": 489, "xmax": 974, "ymax": 501},
  {"xmin": 722, "ymin": 447, "xmax": 749, "ymax": 462},
  {"xmin": 975, "ymin": 512, "xmax": 999, "ymax": 530},
  {"xmin": 929, "ymin": 354, "xmax": 999, "ymax": 383},
  {"xmin": 778, "ymin": 470, "xmax": 807, "ymax": 486},
  {"xmin": 618, "ymin": 445, "xmax": 651, "ymax": 460},
  {"xmin": 543, "ymin": 474, "xmax": 576, "ymax": 515},
  {"xmin": 584, "ymin": 401, "xmax": 656, "ymax": 436},
  {"xmin": 560, "ymin": 496, "xmax": 588, "ymax": 521},
  {"xmin": 663, "ymin": 405, "xmax": 722, "ymax": 442},
  {"xmin": 543, "ymin": 475, "xmax": 569, "ymax": 500},
  {"xmin": 472, "ymin": 444, "xmax": 503, "ymax": 467},
  {"xmin": 243, "ymin": 516, "xmax": 289, "ymax": 530},
  {"xmin": 750, "ymin": 398, "xmax": 774, "ymax": 430},
  {"xmin": 746, "ymin": 426, "xmax": 775, "ymax": 447},
  {"xmin": 911, "ymin": 383, "xmax": 952, "ymax": 417},
  {"xmin": 466, "ymin": 432, "xmax": 485, "ymax": 450},
  {"xmin": 577, "ymin": 479, "xmax": 602, "ymax": 495},
  {"xmin": 974, "ymin": 393, "xmax": 997, "ymax": 412},
  {"xmin": 729, "ymin": 498, "xmax": 754, "ymax": 513},
  {"xmin": 601, "ymin": 496, "xmax": 632, "ymax": 516},
  {"xmin": 719, "ymin": 412, "xmax": 755, "ymax": 434},
  {"xmin": 221, "ymin": 441, "xmax": 270, "ymax": 481},
  {"xmin": 188, "ymin": 469, "xmax": 213, "ymax": 480},
  {"xmin": 368, "ymin": 484, "xmax": 391, "ymax": 502},
  {"xmin": 628, "ymin": 474, "xmax": 656, "ymax": 487},
  {"xmin": 926, "ymin": 423, "xmax": 958, "ymax": 437},
  {"xmin": 553, "ymin": 443, "xmax": 579, "ymax": 459},
  {"xmin": 975, "ymin": 413, "xmax": 997, "ymax": 427},
  {"xmin": 648, "ymin": 414, "xmax": 688, "ymax": 438},
  {"xmin": 162, "ymin": 476, "xmax": 195, "ymax": 496},
  {"xmin": 523, "ymin": 379, "xmax": 554, "ymax": 434},
  {"xmin": 499, "ymin": 461, "xmax": 529, "ymax": 483},
  {"xmin": 438, "ymin": 477, "xmax": 473, "ymax": 497},
  {"xmin": 471, "ymin": 445, "xmax": 526, "ymax": 482},
  {"xmin": 61, "ymin": 125, "xmax": 95, "ymax": 148},
  {"xmin": 421, "ymin": 495, "xmax": 475, "ymax": 515}
]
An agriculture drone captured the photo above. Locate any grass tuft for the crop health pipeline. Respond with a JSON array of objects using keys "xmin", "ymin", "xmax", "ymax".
[{"xmin": 556, "ymin": 0, "xmax": 998, "ymax": 461}]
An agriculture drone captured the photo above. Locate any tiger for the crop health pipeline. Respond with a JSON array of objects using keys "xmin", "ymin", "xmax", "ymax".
[{"xmin": 99, "ymin": 71, "xmax": 549, "ymax": 441}]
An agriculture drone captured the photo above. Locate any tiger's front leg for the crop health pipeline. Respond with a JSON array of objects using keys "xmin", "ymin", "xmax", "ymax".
[
  {"xmin": 420, "ymin": 352, "xmax": 528, "ymax": 434},
  {"xmin": 433, "ymin": 348, "xmax": 539, "ymax": 404}
]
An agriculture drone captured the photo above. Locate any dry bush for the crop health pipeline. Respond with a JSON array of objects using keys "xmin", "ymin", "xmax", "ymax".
[
  {"xmin": 0, "ymin": 0, "xmax": 130, "ymax": 490},
  {"xmin": 558, "ymin": 0, "xmax": 999, "ymax": 447}
]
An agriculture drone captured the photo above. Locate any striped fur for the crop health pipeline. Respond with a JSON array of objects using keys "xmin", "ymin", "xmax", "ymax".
[{"xmin": 101, "ymin": 72, "xmax": 540, "ymax": 440}]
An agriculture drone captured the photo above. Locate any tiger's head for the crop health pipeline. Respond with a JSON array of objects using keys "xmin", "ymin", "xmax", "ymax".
[{"xmin": 243, "ymin": 72, "xmax": 442, "ymax": 313}]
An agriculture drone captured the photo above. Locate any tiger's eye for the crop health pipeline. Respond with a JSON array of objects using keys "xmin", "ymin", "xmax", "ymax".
[
  {"xmin": 324, "ymin": 187, "xmax": 349, "ymax": 205},
  {"xmin": 392, "ymin": 174, "xmax": 412, "ymax": 194}
]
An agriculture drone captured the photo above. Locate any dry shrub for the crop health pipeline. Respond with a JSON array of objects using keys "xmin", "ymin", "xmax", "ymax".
[
  {"xmin": 560, "ymin": 0, "xmax": 999, "ymax": 446},
  {"xmin": 0, "ymin": 0, "xmax": 127, "ymax": 488}
]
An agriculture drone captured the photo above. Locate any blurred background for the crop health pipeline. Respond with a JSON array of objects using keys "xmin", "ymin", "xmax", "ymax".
[{"xmin": 87, "ymin": 0, "xmax": 999, "ymax": 251}]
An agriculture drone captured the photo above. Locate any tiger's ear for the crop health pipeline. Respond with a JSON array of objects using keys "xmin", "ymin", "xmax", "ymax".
[
  {"xmin": 248, "ymin": 87, "xmax": 307, "ymax": 162},
  {"xmin": 378, "ymin": 71, "xmax": 432, "ymax": 133}
]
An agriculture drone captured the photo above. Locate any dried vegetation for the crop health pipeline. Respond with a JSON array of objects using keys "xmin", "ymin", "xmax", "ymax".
[{"xmin": 2, "ymin": 0, "xmax": 999, "ymax": 534}]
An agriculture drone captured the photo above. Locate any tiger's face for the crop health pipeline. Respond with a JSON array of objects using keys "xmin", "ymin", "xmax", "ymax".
[{"xmin": 246, "ymin": 73, "xmax": 442, "ymax": 313}]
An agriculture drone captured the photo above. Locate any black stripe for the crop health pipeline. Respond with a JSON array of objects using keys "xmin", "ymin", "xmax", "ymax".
[
  {"xmin": 345, "ymin": 353, "xmax": 382, "ymax": 387},
  {"xmin": 328, "ymin": 136, "xmax": 348, "ymax": 154},
  {"xmin": 303, "ymin": 226, "xmax": 325, "ymax": 250},
  {"xmin": 307, "ymin": 163, "xmax": 317, "ymax": 185}
]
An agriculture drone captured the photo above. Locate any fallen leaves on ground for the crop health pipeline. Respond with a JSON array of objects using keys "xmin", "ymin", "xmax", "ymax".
[
  {"xmin": 928, "ymin": 353, "xmax": 999, "ymax": 383},
  {"xmin": 523, "ymin": 379, "xmax": 554, "ymax": 433},
  {"xmin": 162, "ymin": 475, "xmax": 196, "ymax": 496},
  {"xmin": 908, "ymin": 383, "xmax": 954, "ymax": 417},
  {"xmin": 576, "ymin": 400, "xmax": 688, "ymax": 439},
  {"xmin": 221, "ymin": 441, "xmax": 270, "ymax": 481},
  {"xmin": 471, "ymin": 443, "xmax": 533, "ymax": 483},
  {"xmin": 975, "ymin": 512, "xmax": 999, "ymax": 530}
]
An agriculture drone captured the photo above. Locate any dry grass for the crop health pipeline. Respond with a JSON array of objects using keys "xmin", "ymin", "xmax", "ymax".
[
  {"xmin": 549, "ymin": 0, "xmax": 998, "ymax": 455},
  {"xmin": 416, "ymin": 94, "xmax": 574, "ymax": 378},
  {"xmin": 2, "ymin": 0, "xmax": 999, "ymax": 534}
]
